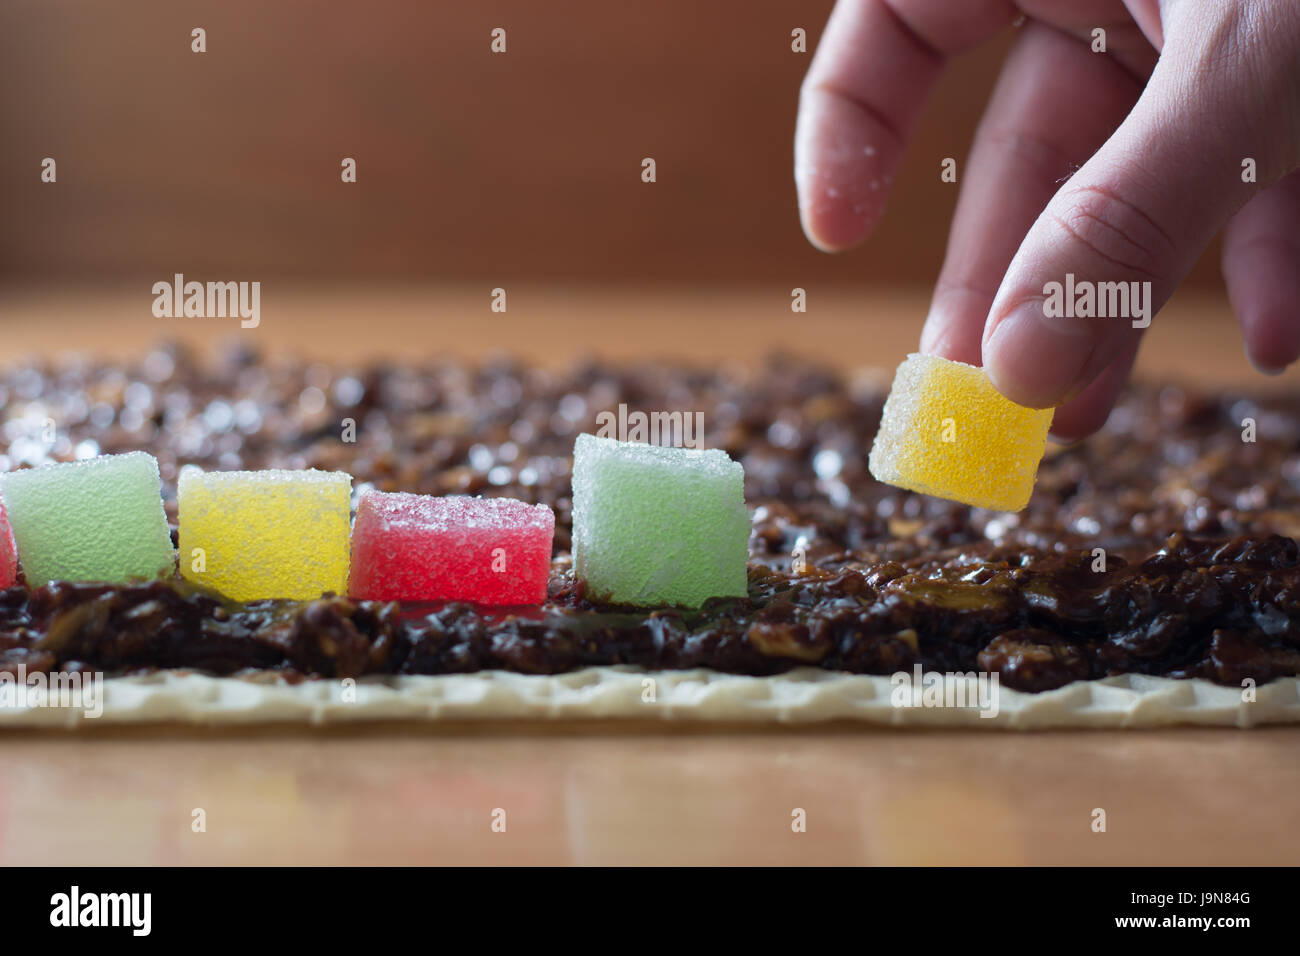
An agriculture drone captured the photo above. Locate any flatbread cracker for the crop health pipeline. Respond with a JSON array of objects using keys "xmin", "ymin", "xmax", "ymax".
[{"xmin": 1, "ymin": 669, "xmax": 1295, "ymax": 730}]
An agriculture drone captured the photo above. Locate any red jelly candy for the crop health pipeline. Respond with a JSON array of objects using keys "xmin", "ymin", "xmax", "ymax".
[
  {"xmin": 0, "ymin": 501, "xmax": 16, "ymax": 589},
  {"xmin": 349, "ymin": 491, "xmax": 555, "ymax": 604}
]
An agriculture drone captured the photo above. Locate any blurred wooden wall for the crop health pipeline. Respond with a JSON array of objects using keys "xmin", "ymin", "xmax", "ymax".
[{"xmin": 0, "ymin": 0, "xmax": 1221, "ymax": 288}]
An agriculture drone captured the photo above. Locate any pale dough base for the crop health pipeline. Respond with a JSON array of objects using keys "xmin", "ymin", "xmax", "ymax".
[{"xmin": 1, "ymin": 668, "xmax": 1297, "ymax": 729}]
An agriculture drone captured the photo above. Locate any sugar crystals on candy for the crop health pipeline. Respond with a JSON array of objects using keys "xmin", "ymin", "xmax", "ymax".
[
  {"xmin": 571, "ymin": 433, "xmax": 749, "ymax": 608},
  {"xmin": 178, "ymin": 466, "xmax": 351, "ymax": 600},
  {"xmin": 868, "ymin": 352, "xmax": 1053, "ymax": 512},
  {"xmin": 0, "ymin": 451, "xmax": 174, "ymax": 587},
  {"xmin": 349, "ymin": 490, "xmax": 555, "ymax": 604}
]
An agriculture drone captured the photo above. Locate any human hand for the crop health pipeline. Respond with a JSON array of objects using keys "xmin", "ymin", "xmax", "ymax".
[{"xmin": 795, "ymin": 0, "xmax": 1300, "ymax": 439}]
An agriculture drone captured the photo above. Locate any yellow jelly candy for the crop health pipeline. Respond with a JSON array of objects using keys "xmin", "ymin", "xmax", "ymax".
[
  {"xmin": 868, "ymin": 353, "xmax": 1053, "ymax": 512},
  {"xmin": 178, "ymin": 467, "xmax": 352, "ymax": 600}
]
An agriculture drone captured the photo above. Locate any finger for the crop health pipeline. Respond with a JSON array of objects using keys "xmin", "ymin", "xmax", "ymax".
[
  {"xmin": 1046, "ymin": 338, "xmax": 1139, "ymax": 441},
  {"xmin": 795, "ymin": 0, "xmax": 1014, "ymax": 251},
  {"xmin": 1017, "ymin": 0, "xmax": 1162, "ymax": 75},
  {"xmin": 982, "ymin": 5, "xmax": 1300, "ymax": 409},
  {"xmin": 1221, "ymin": 168, "xmax": 1300, "ymax": 374},
  {"xmin": 920, "ymin": 20, "xmax": 1146, "ymax": 366}
]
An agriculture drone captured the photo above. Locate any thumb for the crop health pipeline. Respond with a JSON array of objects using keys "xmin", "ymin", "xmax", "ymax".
[{"xmin": 982, "ymin": 3, "xmax": 1300, "ymax": 409}]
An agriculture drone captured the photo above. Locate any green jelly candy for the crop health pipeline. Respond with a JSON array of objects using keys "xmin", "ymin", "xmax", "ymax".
[
  {"xmin": 571, "ymin": 433, "xmax": 749, "ymax": 608},
  {"xmin": 0, "ymin": 452, "xmax": 175, "ymax": 587}
]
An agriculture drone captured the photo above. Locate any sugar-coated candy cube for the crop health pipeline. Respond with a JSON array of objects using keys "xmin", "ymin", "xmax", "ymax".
[
  {"xmin": 0, "ymin": 452, "xmax": 175, "ymax": 587},
  {"xmin": 868, "ymin": 353, "xmax": 1053, "ymax": 512},
  {"xmin": 571, "ymin": 433, "xmax": 750, "ymax": 608},
  {"xmin": 0, "ymin": 501, "xmax": 18, "ymax": 589},
  {"xmin": 349, "ymin": 490, "xmax": 555, "ymax": 604},
  {"xmin": 178, "ymin": 467, "xmax": 351, "ymax": 601}
]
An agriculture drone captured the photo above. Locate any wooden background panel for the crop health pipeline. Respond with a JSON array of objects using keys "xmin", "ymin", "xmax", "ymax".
[
  {"xmin": 0, "ymin": 284, "xmax": 1288, "ymax": 392},
  {"xmin": 0, "ymin": 0, "xmax": 1226, "ymax": 288}
]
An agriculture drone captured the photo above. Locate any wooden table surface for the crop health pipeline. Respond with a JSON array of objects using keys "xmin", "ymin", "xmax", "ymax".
[{"xmin": 1, "ymin": 283, "xmax": 1298, "ymax": 866}]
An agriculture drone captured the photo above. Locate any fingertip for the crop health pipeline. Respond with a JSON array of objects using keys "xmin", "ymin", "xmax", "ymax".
[
  {"xmin": 1241, "ymin": 310, "xmax": 1300, "ymax": 376},
  {"xmin": 1246, "ymin": 338, "xmax": 1295, "ymax": 376},
  {"xmin": 793, "ymin": 93, "xmax": 895, "ymax": 253},
  {"xmin": 982, "ymin": 301, "xmax": 1090, "ymax": 409},
  {"xmin": 796, "ymin": 184, "xmax": 879, "ymax": 253},
  {"xmin": 1046, "ymin": 396, "xmax": 1114, "ymax": 442},
  {"xmin": 1045, "ymin": 341, "xmax": 1138, "ymax": 441},
  {"xmin": 1249, "ymin": 358, "xmax": 1291, "ymax": 377},
  {"xmin": 798, "ymin": 208, "xmax": 867, "ymax": 253},
  {"xmin": 918, "ymin": 315, "xmax": 982, "ymax": 367},
  {"xmin": 916, "ymin": 320, "xmax": 947, "ymax": 358},
  {"xmin": 920, "ymin": 287, "xmax": 998, "ymax": 365}
]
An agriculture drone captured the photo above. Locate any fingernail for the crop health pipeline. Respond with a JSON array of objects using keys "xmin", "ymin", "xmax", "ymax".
[{"xmin": 984, "ymin": 299, "xmax": 1095, "ymax": 408}]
